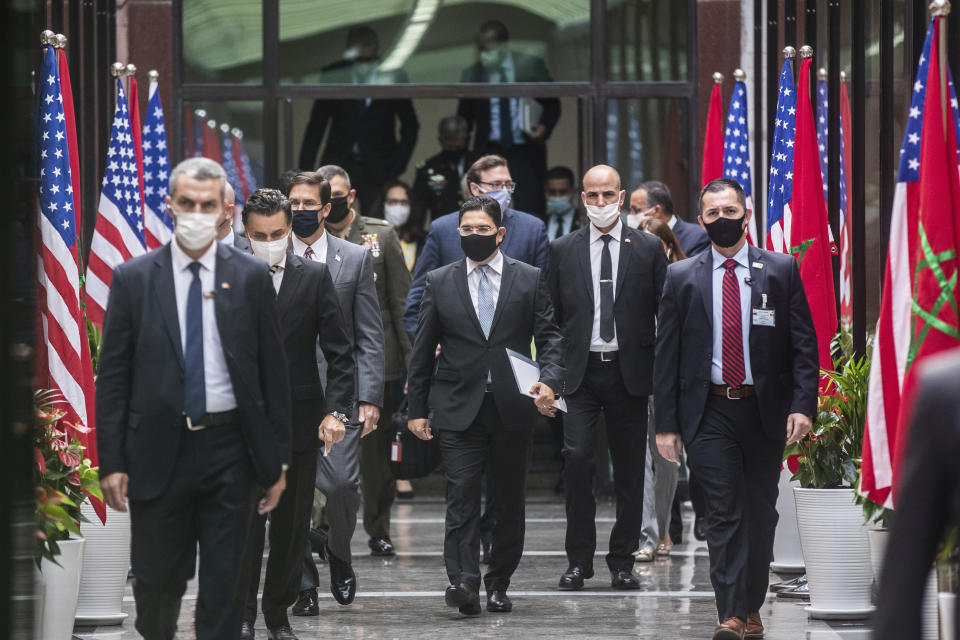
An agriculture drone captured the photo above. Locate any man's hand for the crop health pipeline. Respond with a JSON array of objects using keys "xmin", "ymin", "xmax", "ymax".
[
  {"xmin": 319, "ymin": 414, "xmax": 346, "ymax": 456},
  {"xmin": 408, "ymin": 417, "xmax": 433, "ymax": 441},
  {"xmin": 258, "ymin": 469, "xmax": 286, "ymax": 515},
  {"xmin": 529, "ymin": 382, "xmax": 557, "ymax": 417},
  {"xmin": 656, "ymin": 433, "xmax": 684, "ymax": 465},
  {"xmin": 786, "ymin": 412, "xmax": 813, "ymax": 445},
  {"xmin": 100, "ymin": 472, "xmax": 129, "ymax": 512},
  {"xmin": 359, "ymin": 402, "xmax": 380, "ymax": 437},
  {"xmin": 528, "ymin": 123, "xmax": 547, "ymax": 141}
]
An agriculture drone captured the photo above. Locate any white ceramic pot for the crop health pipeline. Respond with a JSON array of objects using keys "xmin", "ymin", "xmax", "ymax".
[
  {"xmin": 75, "ymin": 503, "xmax": 130, "ymax": 626},
  {"xmin": 40, "ymin": 536, "xmax": 85, "ymax": 640},
  {"xmin": 940, "ymin": 592, "xmax": 956, "ymax": 640},
  {"xmin": 794, "ymin": 487, "xmax": 874, "ymax": 619},
  {"xmin": 770, "ymin": 467, "xmax": 805, "ymax": 574}
]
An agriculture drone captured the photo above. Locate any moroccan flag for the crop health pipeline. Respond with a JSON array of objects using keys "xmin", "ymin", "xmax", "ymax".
[
  {"xmin": 838, "ymin": 77, "xmax": 854, "ymax": 329},
  {"xmin": 701, "ymin": 77, "xmax": 724, "ymax": 187},
  {"xmin": 201, "ymin": 116, "xmax": 222, "ymax": 163},
  {"xmin": 861, "ymin": 18, "xmax": 960, "ymax": 509}
]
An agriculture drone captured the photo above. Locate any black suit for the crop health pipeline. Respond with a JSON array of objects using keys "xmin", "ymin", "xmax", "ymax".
[
  {"xmin": 457, "ymin": 52, "xmax": 560, "ymax": 219},
  {"xmin": 547, "ymin": 223, "xmax": 667, "ymax": 573},
  {"xmin": 654, "ymin": 244, "xmax": 818, "ymax": 622},
  {"xmin": 671, "ymin": 216, "xmax": 711, "ymax": 257},
  {"xmin": 96, "ymin": 242, "xmax": 291, "ymax": 639},
  {"xmin": 408, "ymin": 254, "xmax": 563, "ymax": 593},
  {"xmin": 243, "ymin": 253, "xmax": 355, "ymax": 630},
  {"xmin": 875, "ymin": 349, "xmax": 960, "ymax": 640}
]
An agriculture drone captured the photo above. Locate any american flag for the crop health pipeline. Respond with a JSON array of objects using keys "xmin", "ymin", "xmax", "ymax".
[
  {"xmin": 221, "ymin": 124, "xmax": 246, "ymax": 210},
  {"xmin": 233, "ymin": 128, "xmax": 258, "ymax": 197},
  {"xmin": 84, "ymin": 78, "xmax": 147, "ymax": 327},
  {"xmin": 766, "ymin": 59, "xmax": 797, "ymax": 252},
  {"xmin": 722, "ymin": 76, "xmax": 759, "ymax": 245},
  {"xmin": 815, "ymin": 75, "xmax": 830, "ymax": 201},
  {"xmin": 35, "ymin": 42, "xmax": 97, "ymax": 450},
  {"xmin": 142, "ymin": 75, "xmax": 173, "ymax": 248}
]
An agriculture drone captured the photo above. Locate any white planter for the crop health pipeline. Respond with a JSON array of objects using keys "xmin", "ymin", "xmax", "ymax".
[
  {"xmin": 868, "ymin": 528, "xmax": 938, "ymax": 639},
  {"xmin": 770, "ymin": 467, "xmax": 805, "ymax": 574},
  {"xmin": 75, "ymin": 503, "xmax": 131, "ymax": 626},
  {"xmin": 940, "ymin": 592, "xmax": 955, "ymax": 640},
  {"xmin": 40, "ymin": 536, "xmax": 85, "ymax": 640},
  {"xmin": 794, "ymin": 487, "xmax": 874, "ymax": 619}
]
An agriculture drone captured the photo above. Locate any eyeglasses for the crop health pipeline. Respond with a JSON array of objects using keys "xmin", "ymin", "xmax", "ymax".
[
  {"xmin": 477, "ymin": 180, "xmax": 517, "ymax": 193},
  {"xmin": 457, "ymin": 225, "xmax": 496, "ymax": 236},
  {"xmin": 289, "ymin": 199, "xmax": 321, "ymax": 209}
]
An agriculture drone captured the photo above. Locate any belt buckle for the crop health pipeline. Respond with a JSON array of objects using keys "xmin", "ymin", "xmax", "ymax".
[
  {"xmin": 725, "ymin": 386, "xmax": 741, "ymax": 400},
  {"xmin": 600, "ymin": 351, "xmax": 614, "ymax": 362},
  {"xmin": 185, "ymin": 416, "xmax": 206, "ymax": 431}
]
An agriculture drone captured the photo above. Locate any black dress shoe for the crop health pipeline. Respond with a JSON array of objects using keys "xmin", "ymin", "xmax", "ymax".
[
  {"xmin": 558, "ymin": 566, "xmax": 594, "ymax": 590},
  {"xmin": 267, "ymin": 625, "xmax": 298, "ymax": 640},
  {"xmin": 486, "ymin": 590, "xmax": 512, "ymax": 613},
  {"xmin": 694, "ymin": 517, "xmax": 708, "ymax": 541},
  {"xmin": 240, "ymin": 620, "xmax": 255, "ymax": 640},
  {"xmin": 327, "ymin": 547, "xmax": 357, "ymax": 605},
  {"xmin": 368, "ymin": 537, "xmax": 396, "ymax": 557},
  {"xmin": 610, "ymin": 569, "xmax": 641, "ymax": 590},
  {"xmin": 481, "ymin": 541, "xmax": 492, "ymax": 565},
  {"xmin": 459, "ymin": 602, "xmax": 482, "ymax": 616},
  {"xmin": 444, "ymin": 583, "xmax": 480, "ymax": 609},
  {"xmin": 291, "ymin": 588, "xmax": 319, "ymax": 616}
]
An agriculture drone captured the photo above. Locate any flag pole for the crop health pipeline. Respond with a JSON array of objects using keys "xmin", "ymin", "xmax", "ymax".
[{"xmin": 929, "ymin": 0, "xmax": 950, "ymax": 135}]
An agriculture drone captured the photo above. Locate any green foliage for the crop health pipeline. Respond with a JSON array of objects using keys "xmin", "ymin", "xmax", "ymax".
[{"xmin": 86, "ymin": 317, "xmax": 102, "ymax": 375}]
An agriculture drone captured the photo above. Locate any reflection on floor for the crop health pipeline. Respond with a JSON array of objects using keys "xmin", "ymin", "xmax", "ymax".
[{"xmin": 74, "ymin": 493, "xmax": 874, "ymax": 639}]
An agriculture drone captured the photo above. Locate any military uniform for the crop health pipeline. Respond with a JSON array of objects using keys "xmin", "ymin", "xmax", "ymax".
[
  {"xmin": 412, "ymin": 150, "xmax": 478, "ymax": 223},
  {"xmin": 342, "ymin": 214, "xmax": 412, "ymax": 544}
]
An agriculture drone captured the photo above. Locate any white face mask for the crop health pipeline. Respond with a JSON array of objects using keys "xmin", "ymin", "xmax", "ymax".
[
  {"xmin": 248, "ymin": 233, "xmax": 290, "ymax": 267},
  {"xmin": 383, "ymin": 203, "xmax": 411, "ymax": 228},
  {"xmin": 584, "ymin": 200, "xmax": 622, "ymax": 229},
  {"xmin": 626, "ymin": 213, "xmax": 643, "ymax": 229},
  {"xmin": 174, "ymin": 211, "xmax": 219, "ymax": 251}
]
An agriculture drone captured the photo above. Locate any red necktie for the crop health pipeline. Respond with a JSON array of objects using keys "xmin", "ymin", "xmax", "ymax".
[
  {"xmin": 721, "ymin": 258, "xmax": 746, "ymax": 387},
  {"xmin": 304, "ymin": 246, "xmax": 315, "ymax": 261}
]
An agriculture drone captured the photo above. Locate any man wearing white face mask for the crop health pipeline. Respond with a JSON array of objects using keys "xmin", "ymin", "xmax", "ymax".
[
  {"xmin": 96, "ymin": 158, "xmax": 291, "ymax": 639},
  {"xmin": 546, "ymin": 164, "xmax": 667, "ymax": 592}
]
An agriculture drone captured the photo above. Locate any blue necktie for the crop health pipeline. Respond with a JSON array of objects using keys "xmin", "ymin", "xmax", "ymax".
[
  {"xmin": 184, "ymin": 262, "xmax": 206, "ymax": 421},
  {"xmin": 477, "ymin": 265, "xmax": 494, "ymax": 338}
]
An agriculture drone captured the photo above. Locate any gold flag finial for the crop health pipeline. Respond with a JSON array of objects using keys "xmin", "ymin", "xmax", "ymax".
[
  {"xmin": 55, "ymin": 34, "xmax": 68, "ymax": 49},
  {"xmin": 783, "ymin": 46, "xmax": 797, "ymax": 59},
  {"xmin": 111, "ymin": 62, "xmax": 126, "ymax": 77},
  {"xmin": 840, "ymin": 70, "xmax": 847, "ymax": 82},
  {"xmin": 125, "ymin": 63, "xmax": 137, "ymax": 77},
  {"xmin": 712, "ymin": 72, "xmax": 723, "ymax": 84},
  {"xmin": 800, "ymin": 45, "xmax": 814, "ymax": 59},
  {"xmin": 148, "ymin": 69, "xmax": 159, "ymax": 82},
  {"xmin": 929, "ymin": 0, "xmax": 950, "ymax": 17},
  {"xmin": 41, "ymin": 30, "xmax": 56, "ymax": 46},
  {"xmin": 818, "ymin": 67, "xmax": 828, "ymax": 81},
  {"xmin": 733, "ymin": 68, "xmax": 746, "ymax": 82}
]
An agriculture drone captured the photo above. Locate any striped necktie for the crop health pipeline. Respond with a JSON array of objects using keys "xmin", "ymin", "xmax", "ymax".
[
  {"xmin": 721, "ymin": 258, "xmax": 746, "ymax": 387},
  {"xmin": 477, "ymin": 265, "xmax": 494, "ymax": 338}
]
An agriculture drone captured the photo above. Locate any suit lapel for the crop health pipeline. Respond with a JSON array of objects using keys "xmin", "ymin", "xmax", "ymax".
[
  {"xmin": 576, "ymin": 228, "xmax": 594, "ymax": 305},
  {"xmin": 153, "ymin": 244, "xmax": 184, "ymax": 371},
  {"xmin": 697, "ymin": 250, "xmax": 714, "ymax": 329},
  {"xmin": 326, "ymin": 235, "xmax": 344, "ymax": 283},
  {"xmin": 213, "ymin": 244, "xmax": 234, "ymax": 360},
  {"xmin": 747, "ymin": 245, "xmax": 767, "ymax": 355},
  {"xmin": 615, "ymin": 225, "xmax": 634, "ymax": 300},
  {"xmin": 453, "ymin": 259, "xmax": 486, "ymax": 339},
  {"xmin": 276, "ymin": 253, "xmax": 303, "ymax": 322},
  {"xmin": 488, "ymin": 256, "xmax": 516, "ymax": 337}
]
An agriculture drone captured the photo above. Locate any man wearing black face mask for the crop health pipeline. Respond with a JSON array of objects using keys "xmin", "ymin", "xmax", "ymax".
[
  {"xmin": 414, "ymin": 115, "xmax": 478, "ymax": 223},
  {"xmin": 407, "ymin": 195, "xmax": 564, "ymax": 616},
  {"xmin": 654, "ymin": 179, "xmax": 818, "ymax": 640}
]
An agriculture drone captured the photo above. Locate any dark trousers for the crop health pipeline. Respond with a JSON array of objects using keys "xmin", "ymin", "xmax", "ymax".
[
  {"xmin": 562, "ymin": 359, "xmax": 647, "ymax": 572},
  {"xmin": 360, "ymin": 382, "xmax": 397, "ymax": 540},
  {"xmin": 439, "ymin": 394, "xmax": 532, "ymax": 594},
  {"xmin": 242, "ymin": 448, "xmax": 318, "ymax": 628},
  {"xmin": 129, "ymin": 424, "xmax": 257, "ymax": 640},
  {"xmin": 685, "ymin": 395, "xmax": 783, "ymax": 622}
]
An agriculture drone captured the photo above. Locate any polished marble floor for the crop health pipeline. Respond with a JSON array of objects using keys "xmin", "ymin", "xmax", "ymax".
[{"xmin": 74, "ymin": 492, "xmax": 873, "ymax": 639}]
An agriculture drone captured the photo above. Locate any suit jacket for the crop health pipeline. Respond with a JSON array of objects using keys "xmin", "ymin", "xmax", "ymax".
[
  {"xmin": 403, "ymin": 207, "xmax": 550, "ymax": 339},
  {"xmin": 874, "ymin": 349, "xmax": 960, "ymax": 640},
  {"xmin": 457, "ymin": 52, "xmax": 561, "ymax": 153},
  {"xmin": 321, "ymin": 234, "xmax": 385, "ymax": 410},
  {"xmin": 407, "ymin": 255, "xmax": 564, "ymax": 432},
  {"xmin": 671, "ymin": 216, "xmax": 711, "ymax": 257},
  {"xmin": 277, "ymin": 252, "xmax": 355, "ymax": 452},
  {"xmin": 546, "ymin": 224, "xmax": 667, "ymax": 397},
  {"xmin": 96, "ymin": 243, "xmax": 291, "ymax": 500},
  {"xmin": 344, "ymin": 215, "xmax": 412, "ymax": 381},
  {"xmin": 233, "ymin": 232, "xmax": 251, "ymax": 252},
  {"xmin": 653, "ymin": 244, "xmax": 819, "ymax": 444}
]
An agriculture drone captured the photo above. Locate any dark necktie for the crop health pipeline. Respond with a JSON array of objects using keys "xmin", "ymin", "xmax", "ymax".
[
  {"xmin": 304, "ymin": 246, "xmax": 315, "ymax": 261},
  {"xmin": 721, "ymin": 258, "xmax": 746, "ymax": 387},
  {"xmin": 184, "ymin": 262, "xmax": 206, "ymax": 421},
  {"xmin": 553, "ymin": 217, "xmax": 564, "ymax": 240},
  {"xmin": 599, "ymin": 235, "xmax": 615, "ymax": 342},
  {"xmin": 499, "ymin": 94, "xmax": 513, "ymax": 148}
]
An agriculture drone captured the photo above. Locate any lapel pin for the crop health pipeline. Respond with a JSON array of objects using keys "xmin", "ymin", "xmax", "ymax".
[
  {"xmin": 335, "ymin": 254, "xmax": 342, "ymax": 262},
  {"xmin": 625, "ymin": 238, "xmax": 632, "ymax": 243},
  {"xmin": 752, "ymin": 262, "xmax": 764, "ymax": 269},
  {"xmin": 203, "ymin": 291, "xmax": 216, "ymax": 299},
  {"xmin": 221, "ymin": 282, "xmax": 231, "ymax": 290}
]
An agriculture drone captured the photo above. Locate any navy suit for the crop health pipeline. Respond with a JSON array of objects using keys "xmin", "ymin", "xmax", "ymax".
[
  {"xmin": 403, "ymin": 207, "xmax": 550, "ymax": 340},
  {"xmin": 671, "ymin": 216, "xmax": 711, "ymax": 257}
]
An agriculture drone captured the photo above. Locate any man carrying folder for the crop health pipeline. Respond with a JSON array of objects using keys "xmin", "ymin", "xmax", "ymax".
[{"xmin": 407, "ymin": 195, "xmax": 564, "ymax": 616}]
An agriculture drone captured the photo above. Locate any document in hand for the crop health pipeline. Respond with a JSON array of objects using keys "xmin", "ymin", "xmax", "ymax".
[{"xmin": 505, "ymin": 348, "xmax": 567, "ymax": 412}]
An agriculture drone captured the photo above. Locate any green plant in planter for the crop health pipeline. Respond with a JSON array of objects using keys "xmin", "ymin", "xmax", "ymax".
[{"xmin": 34, "ymin": 389, "xmax": 101, "ymax": 566}]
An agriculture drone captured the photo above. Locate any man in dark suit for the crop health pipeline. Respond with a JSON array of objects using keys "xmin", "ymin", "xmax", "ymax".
[
  {"xmin": 238, "ymin": 189, "xmax": 355, "ymax": 640},
  {"xmin": 407, "ymin": 195, "xmax": 564, "ymax": 615},
  {"xmin": 457, "ymin": 20, "xmax": 560, "ymax": 218},
  {"xmin": 413, "ymin": 115, "xmax": 478, "ymax": 224},
  {"xmin": 543, "ymin": 166, "xmax": 584, "ymax": 240},
  {"xmin": 875, "ymin": 349, "xmax": 960, "ymax": 640},
  {"xmin": 219, "ymin": 182, "xmax": 250, "ymax": 252},
  {"xmin": 632, "ymin": 180, "xmax": 711, "ymax": 257},
  {"xmin": 298, "ymin": 26, "xmax": 419, "ymax": 214},
  {"xmin": 96, "ymin": 158, "xmax": 291, "ymax": 639},
  {"xmin": 547, "ymin": 164, "xmax": 667, "ymax": 591},
  {"xmin": 654, "ymin": 178, "xmax": 818, "ymax": 639}
]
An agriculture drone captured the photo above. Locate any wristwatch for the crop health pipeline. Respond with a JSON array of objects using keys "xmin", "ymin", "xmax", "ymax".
[{"xmin": 329, "ymin": 411, "xmax": 349, "ymax": 424}]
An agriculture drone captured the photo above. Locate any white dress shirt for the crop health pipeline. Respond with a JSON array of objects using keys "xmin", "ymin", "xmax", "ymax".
[
  {"xmin": 292, "ymin": 231, "xmax": 329, "ymax": 264},
  {"xmin": 548, "ymin": 209, "xmax": 576, "ymax": 239},
  {"xmin": 710, "ymin": 243, "xmax": 754, "ymax": 385},
  {"xmin": 666, "ymin": 215, "xmax": 678, "ymax": 230},
  {"xmin": 589, "ymin": 219, "xmax": 622, "ymax": 351},
  {"xmin": 466, "ymin": 250, "xmax": 503, "ymax": 315},
  {"xmin": 170, "ymin": 239, "xmax": 237, "ymax": 412},
  {"xmin": 269, "ymin": 251, "xmax": 288, "ymax": 294}
]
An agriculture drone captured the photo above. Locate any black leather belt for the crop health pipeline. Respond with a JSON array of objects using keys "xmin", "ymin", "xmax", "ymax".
[
  {"xmin": 588, "ymin": 351, "xmax": 619, "ymax": 363},
  {"xmin": 710, "ymin": 384, "xmax": 756, "ymax": 400},
  {"xmin": 184, "ymin": 409, "xmax": 239, "ymax": 431}
]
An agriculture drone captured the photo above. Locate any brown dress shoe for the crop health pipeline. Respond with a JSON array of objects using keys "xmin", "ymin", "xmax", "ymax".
[
  {"xmin": 745, "ymin": 612, "xmax": 764, "ymax": 638},
  {"xmin": 713, "ymin": 617, "xmax": 746, "ymax": 640}
]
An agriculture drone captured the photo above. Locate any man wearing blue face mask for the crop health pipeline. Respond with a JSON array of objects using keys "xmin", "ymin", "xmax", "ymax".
[{"xmin": 543, "ymin": 166, "xmax": 584, "ymax": 241}]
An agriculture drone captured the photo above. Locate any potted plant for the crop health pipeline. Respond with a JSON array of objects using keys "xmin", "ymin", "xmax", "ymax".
[
  {"xmin": 34, "ymin": 389, "xmax": 101, "ymax": 640},
  {"xmin": 784, "ymin": 349, "xmax": 874, "ymax": 619}
]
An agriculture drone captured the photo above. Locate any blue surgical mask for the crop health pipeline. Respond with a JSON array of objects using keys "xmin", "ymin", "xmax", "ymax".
[
  {"xmin": 292, "ymin": 210, "xmax": 321, "ymax": 239},
  {"xmin": 546, "ymin": 196, "xmax": 572, "ymax": 216},
  {"xmin": 480, "ymin": 188, "xmax": 511, "ymax": 214}
]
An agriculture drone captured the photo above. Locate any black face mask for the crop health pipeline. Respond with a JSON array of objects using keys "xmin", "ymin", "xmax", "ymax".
[
  {"xmin": 292, "ymin": 210, "xmax": 321, "ymax": 239},
  {"xmin": 460, "ymin": 232, "xmax": 499, "ymax": 262},
  {"xmin": 701, "ymin": 214, "xmax": 747, "ymax": 248},
  {"xmin": 326, "ymin": 196, "xmax": 351, "ymax": 224}
]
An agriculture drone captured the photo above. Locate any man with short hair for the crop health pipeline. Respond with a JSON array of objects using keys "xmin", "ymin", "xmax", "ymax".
[
  {"xmin": 239, "ymin": 188, "xmax": 355, "ymax": 640},
  {"xmin": 630, "ymin": 180, "xmax": 710, "ymax": 256},
  {"xmin": 655, "ymin": 178, "xmax": 818, "ymax": 639},
  {"xmin": 218, "ymin": 182, "xmax": 250, "ymax": 251},
  {"xmin": 96, "ymin": 157, "xmax": 290, "ymax": 638},
  {"xmin": 414, "ymin": 115, "xmax": 479, "ymax": 224},
  {"xmin": 543, "ymin": 166, "xmax": 582, "ymax": 240}
]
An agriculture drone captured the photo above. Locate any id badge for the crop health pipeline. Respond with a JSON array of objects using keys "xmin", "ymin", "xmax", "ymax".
[{"xmin": 752, "ymin": 307, "xmax": 775, "ymax": 327}]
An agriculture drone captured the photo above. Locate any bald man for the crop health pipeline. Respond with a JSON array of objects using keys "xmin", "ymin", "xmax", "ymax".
[
  {"xmin": 218, "ymin": 183, "xmax": 250, "ymax": 251},
  {"xmin": 546, "ymin": 165, "xmax": 667, "ymax": 591}
]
